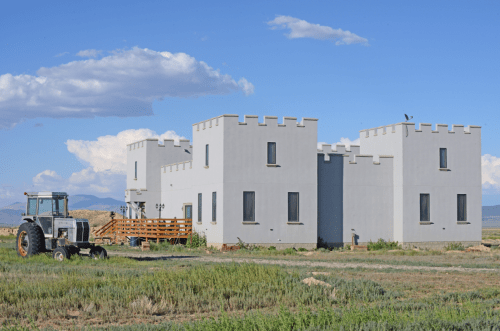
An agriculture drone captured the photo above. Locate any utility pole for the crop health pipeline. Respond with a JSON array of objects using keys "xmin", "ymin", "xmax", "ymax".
[
  {"xmin": 156, "ymin": 203, "xmax": 164, "ymax": 219},
  {"xmin": 120, "ymin": 206, "xmax": 126, "ymax": 219}
]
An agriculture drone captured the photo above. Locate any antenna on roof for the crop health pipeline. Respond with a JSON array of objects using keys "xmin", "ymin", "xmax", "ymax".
[{"xmin": 404, "ymin": 114, "xmax": 413, "ymax": 122}]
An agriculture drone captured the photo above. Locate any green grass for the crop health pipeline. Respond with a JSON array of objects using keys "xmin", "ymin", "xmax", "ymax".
[
  {"xmin": 367, "ymin": 239, "xmax": 401, "ymax": 251},
  {"xmin": 1, "ymin": 240, "xmax": 500, "ymax": 330}
]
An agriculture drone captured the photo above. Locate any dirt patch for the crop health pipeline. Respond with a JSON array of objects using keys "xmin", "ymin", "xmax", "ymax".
[
  {"xmin": 69, "ymin": 210, "xmax": 115, "ymax": 228},
  {"xmin": 302, "ymin": 277, "xmax": 331, "ymax": 287},
  {"xmin": 0, "ymin": 228, "xmax": 17, "ymax": 236},
  {"xmin": 466, "ymin": 245, "xmax": 491, "ymax": 252}
]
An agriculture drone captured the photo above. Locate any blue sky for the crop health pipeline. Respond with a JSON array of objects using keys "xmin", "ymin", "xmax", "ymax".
[{"xmin": 1, "ymin": 0, "xmax": 499, "ymax": 207}]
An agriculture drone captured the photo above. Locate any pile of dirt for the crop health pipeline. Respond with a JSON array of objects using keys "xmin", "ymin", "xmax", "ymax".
[
  {"xmin": 466, "ymin": 245, "xmax": 491, "ymax": 252},
  {"xmin": 302, "ymin": 277, "xmax": 332, "ymax": 287},
  {"xmin": 0, "ymin": 228, "xmax": 17, "ymax": 236},
  {"xmin": 68, "ymin": 210, "xmax": 115, "ymax": 228}
]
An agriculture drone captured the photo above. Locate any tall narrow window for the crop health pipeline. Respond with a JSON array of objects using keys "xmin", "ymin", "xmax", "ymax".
[
  {"xmin": 457, "ymin": 194, "xmax": 467, "ymax": 222},
  {"xmin": 135, "ymin": 161, "xmax": 138, "ymax": 179},
  {"xmin": 420, "ymin": 194, "xmax": 430, "ymax": 222},
  {"xmin": 267, "ymin": 142, "xmax": 276, "ymax": 164},
  {"xmin": 288, "ymin": 192, "xmax": 299, "ymax": 222},
  {"xmin": 243, "ymin": 192, "xmax": 255, "ymax": 222},
  {"xmin": 198, "ymin": 193, "xmax": 202, "ymax": 223},
  {"xmin": 205, "ymin": 144, "xmax": 209, "ymax": 167},
  {"xmin": 128, "ymin": 206, "xmax": 132, "ymax": 219},
  {"xmin": 212, "ymin": 192, "xmax": 216, "ymax": 222},
  {"xmin": 440, "ymin": 148, "xmax": 447, "ymax": 168}
]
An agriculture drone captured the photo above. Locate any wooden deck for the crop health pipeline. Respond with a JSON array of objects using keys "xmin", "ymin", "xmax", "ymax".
[{"xmin": 93, "ymin": 218, "xmax": 193, "ymax": 243}]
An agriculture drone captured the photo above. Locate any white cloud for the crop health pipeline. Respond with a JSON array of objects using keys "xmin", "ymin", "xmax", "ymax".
[
  {"xmin": 55, "ymin": 52, "xmax": 69, "ymax": 57},
  {"xmin": 268, "ymin": 15, "xmax": 368, "ymax": 46},
  {"xmin": 66, "ymin": 128, "xmax": 185, "ymax": 174},
  {"xmin": 76, "ymin": 49, "xmax": 102, "ymax": 58},
  {"xmin": 482, "ymin": 154, "xmax": 500, "ymax": 193},
  {"xmin": 317, "ymin": 137, "xmax": 360, "ymax": 150},
  {"xmin": 32, "ymin": 168, "xmax": 125, "ymax": 196},
  {"xmin": 238, "ymin": 78, "xmax": 255, "ymax": 96},
  {"xmin": 0, "ymin": 47, "xmax": 254, "ymax": 129}
]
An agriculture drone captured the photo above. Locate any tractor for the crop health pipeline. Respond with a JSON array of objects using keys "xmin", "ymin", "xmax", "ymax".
[{"xmin": 16, "ymin": 191, "xmax": 107, "ymax": 261}]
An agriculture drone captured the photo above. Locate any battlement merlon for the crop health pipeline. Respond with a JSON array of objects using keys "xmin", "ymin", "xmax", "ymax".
[
  {"xmin": 193, "ymin": 114, "xmax": 318, "ymax": 129},
  {"xmin": 359, "ymin": 123, "xmax": 481, "ymax": 138},
  {"xmin": 127, "ymin": 138, "xmax": 193, "ymax": 151}
]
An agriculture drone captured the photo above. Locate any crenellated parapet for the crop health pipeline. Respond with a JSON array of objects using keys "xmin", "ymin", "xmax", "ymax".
[
  {"xmin": 127, "ymin": 138, "xmax": 193, "ymax": 153},
  {"xmin": 162, "ymin": 160, "xmax": 193, "ymax": 173},
  {"xmin": 193, "ymin": 114, "xmax": 318, "ymax": 130},
  {"xmin": 360, "ymin": 123, "xmax": 481, "ymax": 138},
  {"xmin": 317, "ymin": 144, "xmax": 360, "ymax": 162}
]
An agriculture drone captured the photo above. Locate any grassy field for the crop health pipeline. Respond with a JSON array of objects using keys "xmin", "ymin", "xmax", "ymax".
[{"xmin": 1, "ymin": 233, "xmax": 500, "ymax": 330}]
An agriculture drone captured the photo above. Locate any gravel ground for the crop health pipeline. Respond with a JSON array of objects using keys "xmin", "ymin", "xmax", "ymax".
[{"xmin": 107, "ymin": 251, "xmax": 500, "ymax": 273}]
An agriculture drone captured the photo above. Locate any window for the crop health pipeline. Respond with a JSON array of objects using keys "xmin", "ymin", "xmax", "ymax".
[
  {"xmin": 27, "ymin": 198, "xmax": 37, "ymax": 215},
  {"xmin": 135, "ymin": 161, "xmax": 138, "ymax": 179},
  {"xmin": 457, "ymin": 194, "xmax": 467, "ymax": 222},
  {"xmin": 440, "ymin": 148, "xmax": 447, "ymax": 168},
  {"xmin": 420, "ymin": 194, "xmax": 430, "ymax": 222},
  {"xmin": 267, "ymin": 142, "xmax": 276, "ymax": 164},
  {"xmin": 212, "ymin": 192, "xmax": 216, "ymax": 222},
  {"xmin": 128, "ymin": 205, "xmax": 132, "ymax": 219},
  {"xmin": 288, "ymin": 192, "xmax": 299, "ymax": 222},
  {"xmin": 205, "ymin": 144, "xmax": 209, "ymax": 167},
  {"xmin": 243, "ymin": 192, "xmax": 255, "ymax": 222},
  {"xmin": 198, "ymin": 193, "xmax": 202, "ymax": 223}
]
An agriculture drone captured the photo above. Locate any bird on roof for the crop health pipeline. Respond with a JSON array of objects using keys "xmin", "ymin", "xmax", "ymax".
[{"xmin": 405, "ymin": 114, "xmax": 413, "ymax": 122}]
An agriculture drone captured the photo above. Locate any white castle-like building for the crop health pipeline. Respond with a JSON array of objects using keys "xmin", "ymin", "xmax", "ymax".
[{"xmin": 125, "ymin": 115, "xmax": 482, "ymax": 249}]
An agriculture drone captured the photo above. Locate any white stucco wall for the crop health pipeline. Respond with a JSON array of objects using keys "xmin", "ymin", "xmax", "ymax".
[
  {"xmin": 317, "ymin": 146, "xmax": 393, "ymax": 246},
  {"xmin": 360, "ymin": 123, "xmax": 482, "ymax": 245},
  {"xmin": 126, "ymin": 139, "xmax": 192, "ymax": 219},
  {"xmin": 221, "ymin": 115, "xmax": 318, "ymax": 247}
]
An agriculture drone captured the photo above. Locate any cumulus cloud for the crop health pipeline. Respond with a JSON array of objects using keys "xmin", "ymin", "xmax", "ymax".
[
  {"xmin": 482, "ymin": 154, "xmax": 500, "ymax": 193},
  {"xmin": 317, "ymin": 137, "xmax": 360, "ymax": 150},
  {"xmin": 32, "ymin": 168, "xmax": 125, "ymax": 196},
  {"xmin": 0, "ymin": 47, "xmax": 254, "ymax": 129},
  {"xmin": 268, "ymin": 15, "xmax": 368, "ymax": 45},
  {"xmin": 76, "ymin": 49, "xmax": 102, "ymax": 58},
  {"xmin": 66, "ymin": 128, "xmax": 185, "ymax": 174},
  {"xmin": 237, "ymin": 78, "xmax": 255, "ymax": 96}
]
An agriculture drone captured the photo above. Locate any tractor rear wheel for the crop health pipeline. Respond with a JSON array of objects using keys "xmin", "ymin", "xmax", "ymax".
[
  {"xmin": 89, "ymin": 246, "xmax": 107, "ymax": 259},
  {"xmin": 53, "ymin": 247, "xmax": 71, "ymax": 261},
  {"xmin": 16, "ymin": 222, "xmax": 44, "ymax": 257}
]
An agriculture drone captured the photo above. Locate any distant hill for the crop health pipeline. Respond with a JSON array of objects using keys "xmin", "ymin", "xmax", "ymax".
[{"xmin": 0, "ymin": 194, "xmax": 123, "ymax": 226}]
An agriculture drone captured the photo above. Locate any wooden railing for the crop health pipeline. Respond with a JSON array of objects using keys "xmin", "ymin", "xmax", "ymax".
[{"xmin": 93, "ymin": 218, "xmax": 193, "ymax": 243}]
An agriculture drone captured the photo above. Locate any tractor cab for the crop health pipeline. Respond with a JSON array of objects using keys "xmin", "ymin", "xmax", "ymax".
[{"xmin": 24, "ymin": 192, "xmax": 69, "ymax": 219}]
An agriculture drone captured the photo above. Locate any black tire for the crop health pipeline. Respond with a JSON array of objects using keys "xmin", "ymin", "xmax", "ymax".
[
  {"xmin": 89, "ymin": 246, "xmax": 107, "ymax": 260},
  {"xmin": 53, "ymin": 247, "xmax": 71, "ymax": 262},
  {"xmin": 67, "ymin": 246, "xmax": 80, "ymax": 256},
  {"xmin": 16, "ymin": 222, "xmax": 44, "ymax": 258}
]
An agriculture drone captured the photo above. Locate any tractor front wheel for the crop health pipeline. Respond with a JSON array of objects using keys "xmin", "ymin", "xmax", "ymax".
[
  {"xmin": 16, "ymin": 222, "xmax": 44, "ymax": 258},
  {"xmin": 53, "ymin": 247, "xmax": 71, "ymax": 262},
  {"xmin": 89, "ymin": 246, "xmax": 107, "ymax": 260}
]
